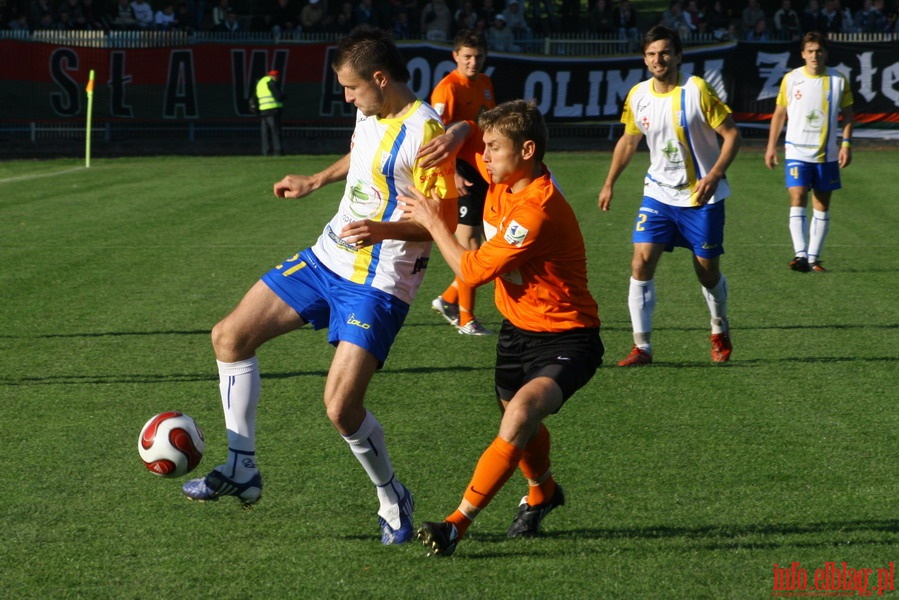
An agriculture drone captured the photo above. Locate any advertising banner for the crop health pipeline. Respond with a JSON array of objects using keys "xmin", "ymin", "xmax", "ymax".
[{"xmin": 1, "ymin": 38, "xmax": 896, "ymax": 126}]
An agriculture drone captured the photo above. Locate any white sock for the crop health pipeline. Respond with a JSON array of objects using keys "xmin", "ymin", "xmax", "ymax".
[
  {"xmin": 808, "ymin": 209, "xmax": 830, "ymax": 264},
  {"xmin": 343, "ymin": 411, "xmax": 403, "ymax": 523},
  {"xmin": 789, "ymin": 207, "xmax": 808, "ymax": 257},
  {"xmin": 701, "ymin": 274, "xmax": 729, "ymax": 334},
  {"xmin": 627, "ymin": 277, "xmax": 655, "ymax": 352},
  {"xmin": 218, "ymin": 357, "xmax": 260, "ymax": 481}
]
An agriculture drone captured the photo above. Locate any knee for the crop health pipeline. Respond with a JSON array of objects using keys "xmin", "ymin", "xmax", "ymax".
[
  {"xmin": 324, "ymin": 396, "xmax": 364, "ymax": 434},
  {"xmin": 631, "ymin": 257, "xmax": 654, "ymax": 280},
  {"xmin": 499, "ymin": 402, "xmax": 536, "ymax": 445},
  {"xmin": 697, "ymin": 268, "xmax": 721, "ymax": 289},
  {"xmin": 211, "ymin": 319, "xmax": 250, "ymax": 362}
]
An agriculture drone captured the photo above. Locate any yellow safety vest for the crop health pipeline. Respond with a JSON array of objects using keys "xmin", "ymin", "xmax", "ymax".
[{"xmin": 255, "ymin": 76, "xmax": 283, "ymax": 112}]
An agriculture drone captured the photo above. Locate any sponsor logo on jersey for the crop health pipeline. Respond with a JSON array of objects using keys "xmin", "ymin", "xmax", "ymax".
[
  {"xmin": 661, "ymin": 139, "xmax": 685, "ymax": 164},
  {"xmin": 803, "ymin": 109, "xmax": 824, "ymax": 130},
  {"xmin": 349, "ymin": 182, "xmax": 385, "ymax": 219},
  {"xmin": 504, "ymin": 220, "xmax": 529, "ymax": 246}
]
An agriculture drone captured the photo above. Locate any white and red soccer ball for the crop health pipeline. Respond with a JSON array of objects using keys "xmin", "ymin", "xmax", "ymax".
[{"xmin": 138, "ymin": 411, "xmax": 205, "ymax": 477}]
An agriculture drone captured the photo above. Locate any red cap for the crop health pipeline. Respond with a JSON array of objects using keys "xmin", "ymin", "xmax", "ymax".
[{"xmin": 268, "ymin": 70, "xmax": 280, "ymax": 78}]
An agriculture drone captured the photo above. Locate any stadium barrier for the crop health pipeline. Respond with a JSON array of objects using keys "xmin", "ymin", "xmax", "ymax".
[
  {"xmin": 19, "ymin": 29, "xmax": 898, "ymax": 51},
  {"xmin": 1, "ymin": 31, "xmax": 896, "ymax": 156}
]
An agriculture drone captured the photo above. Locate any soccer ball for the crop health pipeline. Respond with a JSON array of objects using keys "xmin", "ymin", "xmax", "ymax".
[{"xmin": 138, "ymin": 411, "xmax": 205, "ymax": 478}]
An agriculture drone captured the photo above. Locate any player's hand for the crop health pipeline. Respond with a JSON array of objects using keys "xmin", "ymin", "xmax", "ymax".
[
  {"xmin": 692, "ymin": 174, "xmax": 720, "ymax": 207},
  {"xmin": 839, "ymin": 146, "xmax": 852, "ymax": 169},
  {"xmin": 339, "ymin": 219, "xmax": 385, "ymax": 249},
  {"xmin": 598, "ymin": 185, "xmax": 614, "ymax": 212},
  {"xmin": 454, "ymin": 172, "xmax": 472, "ymax": 197},
  {"xmin": 416, "ymin": 134, "xmax": 458, "ymax": 170},
  {"xmin": 273, "ymin": 174, "xmax": 316, "ymax": 199},
  {"xmin": 398, "ymin": 185, "xmax": 441, "ymax": 230},
  {"xmin": 764, "ymin": 148, "xmax": 779, "ymax": 170}
]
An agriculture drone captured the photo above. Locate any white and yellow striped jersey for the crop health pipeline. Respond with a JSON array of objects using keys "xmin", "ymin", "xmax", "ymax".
[
  {"xmin": 776, "ymin": 66, "xmax": 853, "ymax": 163},
  {"xmin": 622, "ymin": 74, "xmax": 733, "ymax": 207},
  {"xmin": 311, "ymin": 100, "xmax": 454, "ymax": 305}
]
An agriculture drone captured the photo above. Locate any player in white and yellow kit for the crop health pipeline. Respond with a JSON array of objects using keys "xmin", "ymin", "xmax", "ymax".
[
  {"xmin": 765, "ymin": 31, "xmax": 853, "ymax": 273},
  {"xmin": 182, "ymin": 26, "xmax": 457, "ymax": 546},
  {"xmin": 599, "ymin": 25, "xmax": 741, "ymax": 366}
]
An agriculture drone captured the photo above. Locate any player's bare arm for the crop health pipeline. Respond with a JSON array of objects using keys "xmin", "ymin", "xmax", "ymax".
[
  {"xmin": 765, "ymin": 105, "xmax": 787, "ymax": 169},
  {"xmin": 839, "ymin": 105, "xmax": 854, "ymax": 169},
  {"xmin": 341, "ymin": 188, "xmax": 457, "ymax": 247},
  {"xmin": 273, "ymin": 153, "xmax": 351, "ymax": 198},
  {"xmin": 398, "ymin": 186, "xmax": 466, "ymax": 278},
  {"xmin": 598, "ymin": 132, "xmax": 642, "ymax": 212},
  {"xmin": 416, "ymin": 121, "xmax": 471, "ymax": 170},
  {"xmin": 693, "ymin": 115, "xmax": 741, "ymax": 206},
  {"xmin": 340, "ymin": 218, "xmax": 431, "ymax": 247}
]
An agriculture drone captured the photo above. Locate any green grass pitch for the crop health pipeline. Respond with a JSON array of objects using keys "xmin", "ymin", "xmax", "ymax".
[{"xmin": 1, "ymin": 149, "xmax": 897, "ymax": 599}]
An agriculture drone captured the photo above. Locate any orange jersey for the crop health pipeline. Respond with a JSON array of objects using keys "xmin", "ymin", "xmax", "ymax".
[
  {"xmin": 430, "ymin": 70, "xmax": 496, "ymax": 166},
  {"xmin": 459, "ymin": 166, "xmax": 601, "ymax": 332}
]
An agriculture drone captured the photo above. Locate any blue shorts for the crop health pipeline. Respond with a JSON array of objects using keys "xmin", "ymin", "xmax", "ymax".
[
  {"xmin": 261, "ymin": 249, "xmax": 410, "ymax": 367},
  {"xmin": 785, "ymin": 160, "xmax": 841, "ymax": 192},
  {"xmin": 632, "ymin": 196, "xmax": 725, "ymax": 259}
]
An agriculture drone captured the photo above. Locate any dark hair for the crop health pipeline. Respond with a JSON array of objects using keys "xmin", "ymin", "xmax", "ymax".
[
  {"xmin": 332, "ymin": 25, "xmax": 410, "ymax": 83},
  {"xmin": 453, "ymin": 29, "xmax": 487, "ymax": 52},
  {"xmin": 801, "ymin": 30, "xmax": 828, "ymax": 51},
  {"xmin": 477, "ymin": 99, "xmax": 548, "ymax": 164},
  {"xmin": 641, "ymin": 24, "xmax": 683, "ymax": 57}
]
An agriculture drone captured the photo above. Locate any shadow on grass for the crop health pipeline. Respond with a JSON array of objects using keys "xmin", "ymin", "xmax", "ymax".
[
  {"xmin": 460, "ymin": 519, "xmax": 899, "ymax": 555},
  {"xmin": 339, "ymin": 519, "xmax": 899, "ymax": 558},
  {"xmin": 0, "ymin": 365, "xmax": 492, "ymax": 386},
  {"xmin": 3, "ymin": 320, "xmax": 897, "ymax": 341},
  {"xmin": 622, "ymin": 356, "xmax": 899, "ymax": 369}
]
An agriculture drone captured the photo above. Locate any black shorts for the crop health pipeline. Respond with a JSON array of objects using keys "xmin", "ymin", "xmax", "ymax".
[
  {"xmin": 494, "ymin": 320, "xmax": 604, "ymax": 406},
  {"xmin": 456, "ymin": 158, "xmax": 488, "ymax": 226}
]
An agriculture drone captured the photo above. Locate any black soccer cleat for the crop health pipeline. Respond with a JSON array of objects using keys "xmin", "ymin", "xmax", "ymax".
[
  {"xmin": 789, "ymin": 256, "xmax": 811, "ymax": 272},
  {"xmin": 507, "ymin": 485, "xmax": 566, "ymax": 538},
  {"xmin": 417, "ymin": 521, "xmax": 459, "ymax": 557}
]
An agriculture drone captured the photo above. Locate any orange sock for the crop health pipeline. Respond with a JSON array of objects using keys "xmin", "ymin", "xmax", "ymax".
[
  {"xmin": 461, "ymin": 436, "xmax": 522, "ymax": 512},
  {"xmin": 445, "ymin": 509, "xmax": 473, "ymax": 538},
  {"xmin": 519, "ymin": 424, "xmax": 557, "ymax": 506},
  {"xmin": 457, "ymin": 282, "xmax": 475, "ymax": 327},
  {"xmin": 441, "ymin": 280, "xmax": 459, "ymax": 305}
]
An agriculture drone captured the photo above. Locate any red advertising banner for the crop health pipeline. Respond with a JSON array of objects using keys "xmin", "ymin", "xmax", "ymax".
[{"xmin": 1, "ymin": 38, "xmax": 896, "ymax": 127}]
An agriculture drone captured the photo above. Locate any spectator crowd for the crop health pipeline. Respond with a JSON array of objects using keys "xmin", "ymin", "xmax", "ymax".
[{"xmin": 3, "ymin": 0, "xmax": 896, "ymax": 45}]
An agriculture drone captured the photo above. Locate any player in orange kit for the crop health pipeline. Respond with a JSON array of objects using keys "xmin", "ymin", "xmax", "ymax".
[
  {"xmin": 428, "ymin": 29, "xmax": 497, "ymax": 335},
  {"xmin": 397, "ymin": 99, "xmax": 603, "ymax": 556}
]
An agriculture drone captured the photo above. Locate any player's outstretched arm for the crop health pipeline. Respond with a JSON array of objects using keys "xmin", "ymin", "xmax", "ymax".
[
  {"xmin": 273, "ymin": 153, "xmax": 351, "ymax": 198},
  {"xmin": 599, "ymin": 132, "xmax": 641, "ymax": 212}
]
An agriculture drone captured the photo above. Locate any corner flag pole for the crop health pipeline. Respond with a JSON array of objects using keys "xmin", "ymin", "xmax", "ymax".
[{"xmin": 85, "ymin": 69, "xmax": 95, "ymax": 168}]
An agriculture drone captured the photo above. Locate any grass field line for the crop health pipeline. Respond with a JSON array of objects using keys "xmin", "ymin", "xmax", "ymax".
[
  {"xmin": 0, "ymin": 166, "xmax": 85, "ymax": 184},
  {"xmin": 0, "ymin": 242, "xmax": 893, "ymax": 249}
]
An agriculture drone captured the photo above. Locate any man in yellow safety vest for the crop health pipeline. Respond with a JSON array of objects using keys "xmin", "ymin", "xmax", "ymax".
[{"xmin": 252, "ymin": 69, "xmax": 285, "ymax": 156}]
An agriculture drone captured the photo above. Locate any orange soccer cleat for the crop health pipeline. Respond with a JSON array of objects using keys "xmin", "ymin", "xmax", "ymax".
[{"xmin": 618, "ymin": 346, "xmax": 653, "ymax": 367}]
